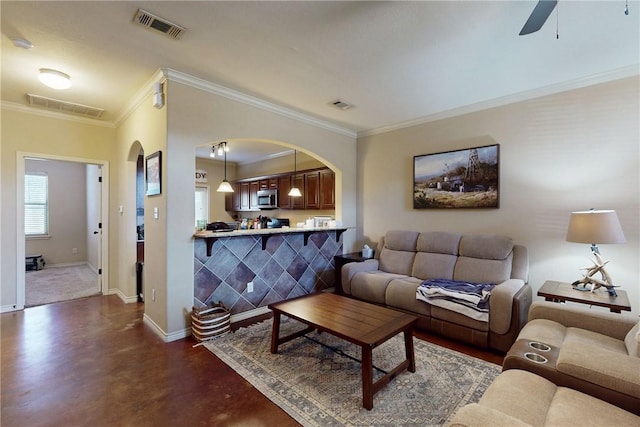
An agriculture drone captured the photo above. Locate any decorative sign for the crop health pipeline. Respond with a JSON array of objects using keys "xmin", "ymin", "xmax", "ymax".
[{"xmin": 196, "ymin": 169, "xmax": 207, "ymax": 183}]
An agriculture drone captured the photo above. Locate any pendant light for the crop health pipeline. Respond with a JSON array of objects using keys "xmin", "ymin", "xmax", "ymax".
[
  {"xmin": 288, "ymin": 150, "xmax": 302, "ymax": 197},
  {"xmin": 216, "ymin": 141, "xmax": 234, "ymax": 193}
]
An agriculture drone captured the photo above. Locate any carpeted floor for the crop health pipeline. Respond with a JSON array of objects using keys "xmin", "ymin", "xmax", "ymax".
[
  {"xmin": 204, "ymin": 317, "xmax": 501, "ymax": 426},
  {"xmin": 25, "ymin": 264, "xmax": 101, "ymax": 307}
]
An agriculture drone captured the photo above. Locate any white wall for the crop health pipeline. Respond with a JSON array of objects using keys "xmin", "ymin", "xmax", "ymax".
[
  {"xmin": 357, "ymin": 76, "xmax": 640, "ymax": 316},
  {"xmin": 25, "ymin": 159, "xmax": 87, "ymax": 266}
]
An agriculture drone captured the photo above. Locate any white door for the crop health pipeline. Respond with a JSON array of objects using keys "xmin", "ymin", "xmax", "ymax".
[{"xmin": 86, "ymin": 164, "xmax": 102, "ymax": 288}]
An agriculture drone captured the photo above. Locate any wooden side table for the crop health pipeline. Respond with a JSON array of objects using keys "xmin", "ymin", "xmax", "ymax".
[
  {"xmin": 333, "ymin": 252, "xmax": 372, "ymax": 294},
  {"xmin": 537, "ymin": 280, "xmax": 631, "ymax": 313}
]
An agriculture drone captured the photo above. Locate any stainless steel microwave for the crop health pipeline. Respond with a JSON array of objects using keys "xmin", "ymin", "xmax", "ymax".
[{"xmin": 257, "ymin": 189, "xmax": 278, "ymax": 209}]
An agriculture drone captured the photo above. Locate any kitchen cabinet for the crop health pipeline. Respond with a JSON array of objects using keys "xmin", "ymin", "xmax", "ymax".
[
  {"xmin": 319, "ymin": 168, "xmax": 335, "ymax": 209},
  {"xmin": 249, "ymin": 181, "xmax": 260, "ymax": 209},
  {"xmin": 239, "ymin": 182, "xmax": 250, "ymax": 211},
  {"xmin": 304, "ymin": 172, "xmax": 320, "ymax": 209},
  {"xmin": 291, "ymin": 174, "xmax": 305, "ymax": 209},
  {"xmin": 225, "ymin": 167, "xmax": 335, "ymax": 212},
  {"xmin": 277, "ymin": 175, "xmax": 292, "ymax": 209}
]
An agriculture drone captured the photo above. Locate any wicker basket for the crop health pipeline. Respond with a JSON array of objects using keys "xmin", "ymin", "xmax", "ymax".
[{"xmin": 191, "ymin": 303, "xmax": 230, "ymax": 342}]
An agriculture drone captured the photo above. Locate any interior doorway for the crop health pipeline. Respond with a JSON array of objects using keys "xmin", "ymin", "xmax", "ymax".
[{"xmin": 16, "ymin": 152, "xmax": 109, "ymax": 309}]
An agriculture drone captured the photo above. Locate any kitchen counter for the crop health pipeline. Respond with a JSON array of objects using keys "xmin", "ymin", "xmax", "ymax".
[{"xmin": 194, "ymin": 226, "xmax": 349, "ymax": 256}]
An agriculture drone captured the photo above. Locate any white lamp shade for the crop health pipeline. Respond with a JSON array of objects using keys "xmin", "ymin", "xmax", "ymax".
[
  {"xmin": 216, "ymin": 180, "xmax": 234, "ymax": 193},
  {"xmin": 38, "ymin": 68, "xmax": 72, "ymax": 89},
  {"xmin": 288, "ymin": 187, "xmax": 302, "ymax": 197},
  {"xmin": 566, "ymin": 210, "xmax": 626, "ymax": 244}
]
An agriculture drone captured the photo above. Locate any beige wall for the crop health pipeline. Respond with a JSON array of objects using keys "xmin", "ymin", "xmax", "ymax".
[
  {"xmin": 357, "ymin": 77, "xmax": 640, "ymax": 316},
  {"xmin": 163, "ymin": 78, "xmax": 357, "ymax": 338},
  {"xmin": 0, "ymin": 108, "xmax": 116, "ymax": 310},
  {"xmin": 25, "ymin": 159, "xmax": 87, "ymax": 266}
]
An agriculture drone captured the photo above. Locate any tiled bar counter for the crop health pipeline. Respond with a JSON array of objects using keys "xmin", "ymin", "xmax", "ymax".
[{"xmin": 193, "ymin": 227, "xmax": 348, "ymax": 315}]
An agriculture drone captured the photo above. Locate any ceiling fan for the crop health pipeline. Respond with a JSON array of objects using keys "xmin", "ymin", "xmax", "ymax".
[{"xmin": 519, "ymin": 0, "xmax": 558, "ymax": 35}]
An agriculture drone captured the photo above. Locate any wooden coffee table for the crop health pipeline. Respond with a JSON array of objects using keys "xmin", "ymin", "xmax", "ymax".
[{"xmin": 268, "ymin": 292, "xmax": 418, "ymax": 410}]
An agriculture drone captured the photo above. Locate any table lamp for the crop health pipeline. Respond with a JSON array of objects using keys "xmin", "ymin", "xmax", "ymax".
[{"xmin": 566, "ymin": 209, "xmax": 626, "ymax": 296}]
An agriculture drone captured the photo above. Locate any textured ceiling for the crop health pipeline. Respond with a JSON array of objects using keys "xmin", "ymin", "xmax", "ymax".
[{"xmin": 2, "ymin": 1, "xmax": 638, "ymax": 162}]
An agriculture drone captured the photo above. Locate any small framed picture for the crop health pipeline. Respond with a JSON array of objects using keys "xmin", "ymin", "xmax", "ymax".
[{"xmin": 146, "ymin": 151, "xmax": 162, "ymax": 196}]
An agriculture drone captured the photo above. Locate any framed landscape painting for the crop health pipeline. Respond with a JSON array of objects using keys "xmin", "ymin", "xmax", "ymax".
[
  {"xmin": 146, "ymin": 151, "xmax": 162, "ymax": 196},
  {"xmin": 413, "ymin": 144, "xmax": 499, "ymax": 209}
]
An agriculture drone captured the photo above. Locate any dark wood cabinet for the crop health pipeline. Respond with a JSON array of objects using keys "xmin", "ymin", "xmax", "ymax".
[
  {"xmin": 249, "ymin": 181, "xmax": 260, "ymax": 209},
  {"xmin": 319, "ymin": 169, "xmax": 335, "ymax": 209},
  {"xmin": 239, "ymin": 182, "xmax": 250, "ymax": 211},
  {"xmin": 304, "ymin": 172, "xmax": 320, "ymax": 209},
  {"xmin": 278, "ymin": 175, "xmax": 292, "ymax": 209},
  {"xmin": 225, "ymin": 168, "xmax": 334, "ymax": 212},
  {"xmin": 292, "ymin": 174, "xmax": 305, "ymax": 209}
]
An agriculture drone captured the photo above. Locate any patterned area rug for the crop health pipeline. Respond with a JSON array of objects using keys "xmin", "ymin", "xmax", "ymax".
[
  {"xmin": 204, "ymin": 318, "xmax": 501, "ymax": 426},
  {"xmin": 26, "ymin": 265, "xmax": 100, "ymax": 307}
]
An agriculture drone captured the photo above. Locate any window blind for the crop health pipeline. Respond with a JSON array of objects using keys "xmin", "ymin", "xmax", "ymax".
[{"xmin": 25, "ymin": 173, "xmax": 49, "ymax": 236}]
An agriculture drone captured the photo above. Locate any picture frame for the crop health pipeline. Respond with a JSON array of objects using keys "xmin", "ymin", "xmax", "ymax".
[
  {"xmin": 413, "ymin": 144, "xmax": 499, "ymax": 209},
  {"xmin": 146, "ymin": 151, "xmax": 162, "ymax": 196}
]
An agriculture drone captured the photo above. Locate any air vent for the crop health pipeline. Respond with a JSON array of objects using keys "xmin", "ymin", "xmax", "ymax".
[
  {"xmin": 27, "ymin": 94, "xmax": 105, "ymax": 119},
  {"xmin": 133, "ymin": 9, "xmax": 185, "ymax": 39},
  {"xmin": 330, "ymin": 99, "xmax": 354, "ymax": 110}
]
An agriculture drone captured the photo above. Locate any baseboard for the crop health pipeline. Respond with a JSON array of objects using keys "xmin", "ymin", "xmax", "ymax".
[
  {"xmin": 44, "ymin": 261, "xmax": 87, "ymax": 268},
  {"xmin": 1, "ymin": 304, "xmax": 21, "ymax": 313},
  {"xmin": 105, "ymin": 288, "xmax": 138, "ymax": 304},
  {"xmin": 230, "ymin": 306, "xmax": 271, "ymax": 323},
  {"xmin": 142, "ymin": 313, "xmax": 191, "ymax": 343}
]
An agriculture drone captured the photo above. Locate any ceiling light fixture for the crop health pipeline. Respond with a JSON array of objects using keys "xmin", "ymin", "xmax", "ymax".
[
  {"xmin": 215, "ymin": 142, "xmax": 234, "ymax": 193},
  {"xmin": 38, "ymin": 68, "xmax": 71, "ymax": 90},
  {"xmin": 288, "ymin": 150, "xmax": 302, "ymax": 197},
  {"xmin": 11, "ymin": 37, "xmax": 34, "ymax": 49}
]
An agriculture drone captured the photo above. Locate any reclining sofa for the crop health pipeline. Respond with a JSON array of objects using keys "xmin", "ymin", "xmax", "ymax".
[{"xmin": 340, "ymin": 230, "xmax": 531, "ymax": 352}]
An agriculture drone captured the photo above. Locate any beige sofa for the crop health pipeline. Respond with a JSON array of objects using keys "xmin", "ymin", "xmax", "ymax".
[
  {"xmin": 340, "ymin": 230, "xmax": 531, "ymax": 352},
  {"xmin": 504, "ymin": 301, "xmax": 640, "ymax": 415},
  {"xmin": 447, "ymin": 369, "xmax": 640, "ymax": 427}
]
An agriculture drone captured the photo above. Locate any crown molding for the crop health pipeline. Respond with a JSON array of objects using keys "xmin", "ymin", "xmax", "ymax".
[
  {"xmin": 1, "ymin": 100, "xmax": 115, "ymax": 128},
  {"xmin": 360, "ymin": 64, "xmax": 640, "ymax": 138},
  {"xmin": 162, "ymin": 68, "xmax": 357, "ymax": 139},
  {"xmin": 115, "ymin": 69, "xmax": 167, "ymax": 126}
]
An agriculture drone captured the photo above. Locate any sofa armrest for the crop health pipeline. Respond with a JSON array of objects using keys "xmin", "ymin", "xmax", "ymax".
[
  {"xmin": 447, "ymin": 403, "xmax": 531, "ymax": 427},
  {"xmin": 490, "ymin": 279, "xmax": 525, "ymax": 335},
  {"xmin": 528, "ymin": 301, "xmax": 637, "ymax": 340},
  {"xmin": 341, "ymin": 259, "xmax": 379, "ymax": 295}
]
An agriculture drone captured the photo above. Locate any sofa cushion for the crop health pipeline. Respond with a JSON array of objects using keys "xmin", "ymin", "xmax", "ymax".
[
  {"xmin": 459, "ymin": 234, "xmax": 513, "ymax": 260},
  {"xmin": 454, "ymin": 252, "xmax": 513, "ymax": 284},
  {"xmin": 412, "ymin": 252, "xmax": 457, "ymax": 280},
  {"xmin": 478, "ymin": 369, "xmax": 557, "ymax": 427},
  {"xmin": 557, "ymin": 328, "xmax": 640, "ymax": 398},
  {"xmin": 545, "ymin": 386, "xmax": 640, "ymax": 426},
  {"xmin": 517, "ymin": 318, "xmax": 567, "ymax": 348},
  {"xmin": 624, "ymin": 320, "xmax": 640, "ymax": 357},
  {"xmin": 416, "ymin": 231, "xmax": 461, "ymax": 255},
  {"xmin": 385, "ymin": 277, "xmax": 431, "ymax": 316},
  {"xmin": 377, "ymin": 230, "xmax": 419, "ymax": 276},
  {"xmin": 351, "ymin": 271, "xmax": 406, "ymax": 304}
]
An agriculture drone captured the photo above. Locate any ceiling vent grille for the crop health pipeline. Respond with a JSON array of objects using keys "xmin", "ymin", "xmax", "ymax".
[
  {"xmin": 27, "ymin": 94, "xmax": 105, "ymax": 119},
  {"xmin": 133, "ymin": 9, "xmax": 185, "ymax": 39},
  {"xmin": 330, "ymin": 99, "xmax": 354, "ymax": 110}
]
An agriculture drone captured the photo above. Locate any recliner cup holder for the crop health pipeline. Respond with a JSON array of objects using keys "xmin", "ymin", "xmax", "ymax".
[
  {"xmin": 524, "ymin": 352, "xmax": 548, "ymax": 364},
  {"xmin": 528, "ymin": 341, "xmax": 551, "ymax": 352}
]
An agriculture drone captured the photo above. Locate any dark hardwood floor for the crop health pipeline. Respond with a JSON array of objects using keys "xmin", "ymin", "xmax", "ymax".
[{"xmin": 1, "ymin": 295, "xmax": 503, "ymax": 426}]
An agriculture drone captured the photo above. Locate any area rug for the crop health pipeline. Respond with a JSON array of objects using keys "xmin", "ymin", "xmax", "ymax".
[
  {"xmin": 26, "ymin": 264, "xmax": 100, "ymax": 307},
  {"xmin": 204, "ymin": 317, "xmax": 501, "ymax": 426}
]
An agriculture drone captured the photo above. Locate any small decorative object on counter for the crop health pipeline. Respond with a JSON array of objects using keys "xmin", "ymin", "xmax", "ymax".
[
  {"xmin": 191, "ymin": 302, "xmax": 230, "ymax": 346},
  {"xmin": 362, "ymin": 244, "xmax": 373, "ymax": 259}
]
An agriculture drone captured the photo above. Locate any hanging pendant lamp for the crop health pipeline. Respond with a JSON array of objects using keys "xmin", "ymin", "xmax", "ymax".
[
  {"xmin": 288, "ymin": 150, "xmax": 302, "ymax": 197},
  {"xmin": 216, "ymin": 142, "xmax": 234, "ymax": 193}
]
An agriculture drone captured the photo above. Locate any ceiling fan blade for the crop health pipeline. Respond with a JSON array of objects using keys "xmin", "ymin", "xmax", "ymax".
[{"xmin": 519, "ymin": 0, "xmax": 558, "ymax": 35}]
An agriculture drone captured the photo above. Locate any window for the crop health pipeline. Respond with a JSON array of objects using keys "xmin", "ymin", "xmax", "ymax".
[
  {"xmin": 195, "ymin": 185, "xmax": 209, "ymax": 228},
  {"xmin": 25, "ymin": 172, "xmax": 49, "ymax": 236}
]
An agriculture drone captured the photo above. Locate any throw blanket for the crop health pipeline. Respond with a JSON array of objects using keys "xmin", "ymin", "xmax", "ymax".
[{"xmin": 416, "ymin": 279, "xmax": 496, "ymax": 322}]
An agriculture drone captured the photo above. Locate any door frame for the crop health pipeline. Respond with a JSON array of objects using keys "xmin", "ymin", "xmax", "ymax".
[{"xmin": 16, "ymin": 151, "xmax": 109, "ymax": 309}]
